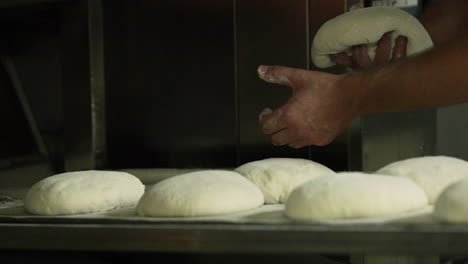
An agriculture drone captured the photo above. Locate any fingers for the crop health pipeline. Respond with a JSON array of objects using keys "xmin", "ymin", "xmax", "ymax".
[
  {"xmin": 270, "ymin": 129, "xmax": 294, "ymax": 146},
  {"xmin": 352, "ymin": 45, "xmax": 372, "ymax": 69},
  {"xmin": 374, "ymin": 32, "xmax": 393, "ymax": 64},
  {"xmin": 288, "ymin": 136, "xmax": 332, "ymax": 148},
  {"xmin": 260, "ymin": 108, "xmax": 287, "ymax": 135},
  {"xmin": 257, "ymin": 65, "xmax": 311, "ymax": 87},
  {"xmin": 269, "ymin": 128, "xmax": 332, "ymax": 147},
  {"xmin": 288, "ymin": 139, "xmax": 309, "ymax": 149},
  {"xmin": 392, "ymin": 36, "xmax": 408, "ymax": 61},
  {"xmin": 258, "ymin": 108, "xmax": 273, "ymax": 122},
  {"xmin": 346, "ymin": 32, "xmax": 407, "ymax": 70},
  {"xmin": 331, "ymin": 52, "xmax": 353, "ymax": 68}
]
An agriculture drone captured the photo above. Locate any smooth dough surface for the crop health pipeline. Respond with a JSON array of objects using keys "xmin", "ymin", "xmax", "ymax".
[
  {"xmin": 235, "ymin": 158, "xmax": 335, "ymax": 204},
  {"xmin": 24, "ymin": 170, "xmax": 145, "ymax": 215},
  {"xmin": 311, "ymin": 7, "xmax": 433, "ymax": 68},
  {"xmin": 285, "ymin": 172, "xmax": 428, "ymax": 221},
  {"xmin": 136, "ymin": 170, "xmax": 264, "ymax": 217},
  {"xmin": 376, "ymin": 156, "xmax": 468, "ymax": 204},
  {"xmin": 434, "ymin": 178, "xmax": 468, "ymax": 223}
]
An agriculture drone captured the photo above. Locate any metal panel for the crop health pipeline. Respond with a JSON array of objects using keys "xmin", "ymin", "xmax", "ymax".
[
  {"xmin": 236, "ymin": 0, "xmax": 310, "ymax": 164},
  {"xmin": 360, "ymin": 111, "xmax": 436, "ymax": 172},
  {"xmin": 1, "ymin": 223, "xmax": 468, "ymax": 254},
  {"xmin": 436, "ymin": 104, "xmax": 468, "ymax": 160},
  {"xmin": 62, "ymin": 0, "xmax": 107, "ymax": 170},
  {"xmin": 105, "ymin": 0, "xmax": 236, "ymax": 169}
]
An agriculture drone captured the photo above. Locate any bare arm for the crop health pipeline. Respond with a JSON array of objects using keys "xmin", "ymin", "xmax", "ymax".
[
  {"xmin": 348, "ymin": 34, "xmax": 468, "ymax": 114},
  {"xmin": 258, "ymin": 35, "xmax": 468, "ymax": 147}
]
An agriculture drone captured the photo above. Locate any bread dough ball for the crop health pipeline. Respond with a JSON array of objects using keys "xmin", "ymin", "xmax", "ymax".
[
  {"xmin": 120, "ymin": 168, "xmax": 203, "ymax": 184},
  {"xmin": 434, "ymin": 178, "xmax": 468, "ymax": 224},
  {"xmin": 376, "ymin": 156, "xmax": 468, "ymax": 204},
  {"xmin": 24, "ymin": 171, "xmax": 145, "ymax": 215},
  {"xmin": 136, "ymin": 170, "xmax": 264, "ymax": 217},
  {"xmin": 235, "ymin": 158, "xmax": 335, "ymax": 204},
  {"xmin": 311, "ymin": 7, "xmax": 433, "ymax": 68},
  {"xmin": 285, "ymin": 172, "xmax": 428, "ymax": 221}
]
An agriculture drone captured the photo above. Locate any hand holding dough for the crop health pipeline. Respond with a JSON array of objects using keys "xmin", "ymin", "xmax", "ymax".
[{"xmin": 311, "ymin": 7, "xmax": 433, "ymax": 68}]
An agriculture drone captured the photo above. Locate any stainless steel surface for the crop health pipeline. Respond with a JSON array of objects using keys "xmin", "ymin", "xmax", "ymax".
[
  {"xmin": 62, "ymin": 0, "xmax": 107, "ymax": 171},
  {"xmin": 436, "ymin": 103, "xmax": 468, "ymax": 160},
  {"xmin": 2, "ymin": 222, "xmax": 468, "ymax": 254},
  {"xmin": 358, "ymin": 111, "xmax": 436, "ymax": 172},
  {"xmin": 88, "ymin": 0, "xmax": 107, "ymax": 169}
]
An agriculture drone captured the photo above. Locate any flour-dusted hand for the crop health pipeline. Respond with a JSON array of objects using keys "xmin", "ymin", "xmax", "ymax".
[{"xmin": 257, "ymin": 65, "xmax": 362, "ymax": 148}]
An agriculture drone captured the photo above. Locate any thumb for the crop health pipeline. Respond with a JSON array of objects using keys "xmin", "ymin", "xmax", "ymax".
[{"xmin": 257, "ymin": 65, "xmax": 310, "ymax": 88}]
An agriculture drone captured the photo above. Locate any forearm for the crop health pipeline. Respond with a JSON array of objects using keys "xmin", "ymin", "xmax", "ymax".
[
  {"xmin": 418, "ymin": 0, "xmax": 468, "ymax": 45},
  {"xmin": 344, "ymin": 34, "xmax": 468, "ymax": 115}
]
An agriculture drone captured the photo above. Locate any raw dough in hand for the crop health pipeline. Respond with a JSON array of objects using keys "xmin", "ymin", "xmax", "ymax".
[
  {"xmin": 376, "ymin": 156, "xmax": 468, "ymax": 204},
  {"xmin": 235, "ymin": 158, "xmax": 335, "ymax": 204},
  {"xmin": 311, "ymin": 7, "xmax": 433, "ymax": 68},
  {"xmin": 285, "ymin": 172, "xmax": 428, "ymax": 221},
  {"xmin": 434, "ymin": 178, "xmax": 468, "ymax": 224},
  {"xmin": 136, "ymin": 170, "xmax": 264, "ymax": 217},
  {"xmin": 24, "ymin": 171, "xmax": 145, "ymax": 215}
]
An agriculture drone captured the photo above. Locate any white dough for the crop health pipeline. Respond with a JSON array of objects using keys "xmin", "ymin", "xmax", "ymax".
[
  {"xmin": 434, "ymin": 178, "xmax": 468, "ymax": 224},
  {"xmin": 24, "ymin": 170, "xmax": 145, "ymax": 215},
  {"xmin": 311, "ymin": 7, "xmax": 433, "ymax": 68},
  {"xmin": 235, "ymin": 158, "xmax": 335, "ymax": 204},
  {"xmin": 285, "ymin": 172, "xmax": 428, "ymax": 221},
  {"xmin": 136, "ymin": 170, "xmax": 264, "ymax": 217},
  {"xmin": 376, "ymin": 156, "xmax": 468, "ymax": 204}
]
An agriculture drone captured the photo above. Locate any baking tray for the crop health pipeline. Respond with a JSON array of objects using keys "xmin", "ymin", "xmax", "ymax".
[
  {"xmin": 1, "ymin": 199, "xmax": 468, "ymax": 255},
  {"xmin": 1, "ymin": 168, "xmax": 468, "ymax": 255}
]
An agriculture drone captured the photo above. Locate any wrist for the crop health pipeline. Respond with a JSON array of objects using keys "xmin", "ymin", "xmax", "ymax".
[{"xmin": 336, "ymin": 71, "xmax": 372, "ymax": 117}]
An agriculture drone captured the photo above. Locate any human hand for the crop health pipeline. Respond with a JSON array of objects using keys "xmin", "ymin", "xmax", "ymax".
[
  {"xmin": 331, "ymin": 32, "xmax": 408, "ymax": 70},
  {"xmin": 257, "ymin": 65, "xmax": 362, "ymax": 148}
]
